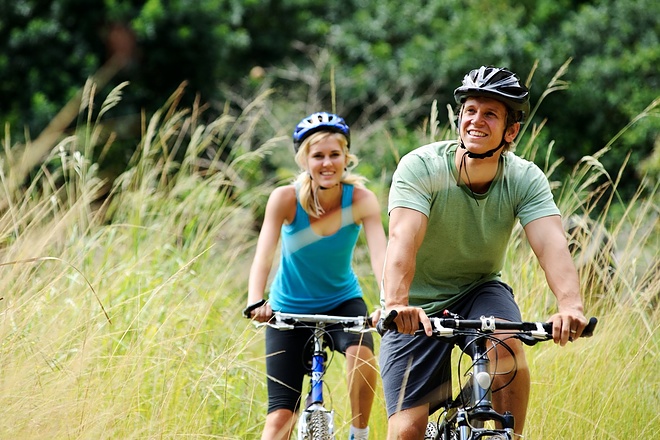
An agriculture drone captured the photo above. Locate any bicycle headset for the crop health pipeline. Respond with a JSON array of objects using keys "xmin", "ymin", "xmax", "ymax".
[
  {"xmin": 453, "ymin": 66, "xmax": 530, "ymax": 159},
  {"xmin": 292, "ymin": 112, "xmax": 351, "ymax": 153}
]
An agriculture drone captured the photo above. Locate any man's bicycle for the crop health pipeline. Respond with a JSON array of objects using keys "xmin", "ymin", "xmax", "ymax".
[
  {"xmin": 254, "ymin": 310, "xmax": 375, "ymax": 440},
  {"xmin": 378, "ymin": 310, "xmax": 598, "ymax": 440}
]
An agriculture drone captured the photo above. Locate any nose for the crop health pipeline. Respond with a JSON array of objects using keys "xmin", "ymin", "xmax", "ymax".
[{"xmin": 471, "ymin": 110, "xmax": 486, "ymax": 125}]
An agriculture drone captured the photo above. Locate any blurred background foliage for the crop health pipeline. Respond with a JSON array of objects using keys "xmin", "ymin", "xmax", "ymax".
[{"xmin": 1, "ymin": 0, "xmax": 658, "ymax": 198}]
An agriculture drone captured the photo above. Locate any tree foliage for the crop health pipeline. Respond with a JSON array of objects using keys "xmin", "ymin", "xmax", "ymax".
[{"xmin": 1, "ymin": 0, "xmax": 658, "ymax": 194}]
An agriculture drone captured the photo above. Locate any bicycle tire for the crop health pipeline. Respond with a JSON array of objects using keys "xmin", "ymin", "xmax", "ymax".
[
  {"xmin": 434, "ymin": 422, "xmax": 458, "ymax": 440},
  {"xmin": 307, "ymin": 409, "xmax": 333, "ymax": 440},
  {"xmin": 425, "ymin": 421, "xmax": 439, "ymax": 440}
]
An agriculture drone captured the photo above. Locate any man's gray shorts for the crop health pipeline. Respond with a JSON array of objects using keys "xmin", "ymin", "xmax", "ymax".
[{"xmin": 379, "ymin": 281, "xmax": 522, "ymax": 417}]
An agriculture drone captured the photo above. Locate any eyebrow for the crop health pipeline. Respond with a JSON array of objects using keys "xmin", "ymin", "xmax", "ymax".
[
  {"xmin": 311, "ymin": 149, "xmax": 342, "ymax": 154},
  {"xmin": 464, "ymin": 103, "xmax": 505, "ymax": 115}
]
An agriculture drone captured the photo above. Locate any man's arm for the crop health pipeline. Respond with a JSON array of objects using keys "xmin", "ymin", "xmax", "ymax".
[
  {"xmin": 524, "ymin": 215, "xmax": 588, "ymax": 345},
  {"xmin": 382, "ymin": 207, "xmax": 433, "ymax": 335}
]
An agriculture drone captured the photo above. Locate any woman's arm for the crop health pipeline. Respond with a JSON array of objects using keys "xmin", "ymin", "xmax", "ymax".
[
  {"xmin": 246, "ymin": 186, "xmax": 295, "ymax": 321},
  {"xmin": 354, "ymin": 188, "xmax": 387, "ymax": 284}
]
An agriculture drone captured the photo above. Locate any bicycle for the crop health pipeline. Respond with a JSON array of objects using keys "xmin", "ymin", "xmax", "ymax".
[
  {"xmin": 248, "ymin": 306, "xmax": 375, "ymax": 440},
  {"xmin": 378, "ymin": 310, "xmax": 598, "ymax": 440}
]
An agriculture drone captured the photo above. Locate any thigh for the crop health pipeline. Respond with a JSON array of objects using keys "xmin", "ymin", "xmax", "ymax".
[
  {"xmin": 379, "ymin": 330, "xmax": 453, "ymax": 417},
  {"xmin": 451, "ymin": 281, "xmax": 522, "ymax": 322},
  {"xmin": 265, "ymin": 326, "xmax": 313, "ymax": 413},
  {"xmin": 449, "ymin": 281, "xmax": 523, "ymax": 358}
]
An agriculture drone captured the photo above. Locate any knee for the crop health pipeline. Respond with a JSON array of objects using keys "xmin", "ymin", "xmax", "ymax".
[
  {"xmin": 346, "ymin": 345, "xmax": 376, "ymax": 368},
  {"xmin": 265, "ymin": 408, "xmax": 296, "ymax": 430},
  {"xmin": 388, "ymin": 409, "xmax": 428, "ymax": 439},
  {"xmin": 492, "ymin": 338, "xmax": 527, "ymax": 371},
  {"xmin": 389, "ymin": 419, "xmax": 427, "ymax": 439}
]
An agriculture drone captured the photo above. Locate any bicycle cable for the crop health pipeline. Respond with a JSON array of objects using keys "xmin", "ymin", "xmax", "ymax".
[{"xmin": 457, "ymin": 333, "xmax": 518, "ymax": 407}]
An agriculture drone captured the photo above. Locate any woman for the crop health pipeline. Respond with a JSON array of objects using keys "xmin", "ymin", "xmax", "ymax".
[{"xmin": 245, "ymin": 112, "xmax": 386, "ymax": 440}]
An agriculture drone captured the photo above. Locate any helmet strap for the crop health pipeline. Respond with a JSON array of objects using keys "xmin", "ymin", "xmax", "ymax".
[
  {"xmin": 456, "ymin": 151, "xmax": 480, "ymax": 206},
  {"xmin": 308, "ymin": 172, "xmax": 338, "ymax": 191},
  {"xmin": 455, "ymin": 133, "xmax": 506, "ymax": 205},
  {"xmin": 459, "ymin": 134, "xmax": 506, "ymax": 159}
]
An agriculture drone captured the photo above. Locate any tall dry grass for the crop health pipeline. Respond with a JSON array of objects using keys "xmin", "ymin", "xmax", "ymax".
[{"xmin": 0, "ymin": 74, "xmax": 657, "ymax": 439}]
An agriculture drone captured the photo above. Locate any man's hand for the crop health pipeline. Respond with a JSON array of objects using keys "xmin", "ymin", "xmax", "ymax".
[
  {"xmin": 385, "ymin": 305, "xmax": 433, "ymax": 336},
  {"xmin": 548, "ymin": 306, "xmax": 588, "ymax": 346}
]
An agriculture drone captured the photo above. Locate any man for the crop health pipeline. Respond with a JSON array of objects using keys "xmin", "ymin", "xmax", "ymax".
[{"xmin": 379, "ymin": 66, "xmax": 588, "ymax": 439}]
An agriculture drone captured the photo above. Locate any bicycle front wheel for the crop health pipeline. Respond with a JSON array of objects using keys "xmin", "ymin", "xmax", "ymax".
[
  {"xmin": 307, "ymin": 409, "xmax": 334, "ymax": 440},
  {"xmin": 307, "ymin": 409, "xmax": 333, "ymax": 440}
]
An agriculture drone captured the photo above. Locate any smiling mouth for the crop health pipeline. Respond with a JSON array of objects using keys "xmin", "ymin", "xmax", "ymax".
[{"xmin": 467, "ymin": 129, "xmax": 488, "ymax": 138}]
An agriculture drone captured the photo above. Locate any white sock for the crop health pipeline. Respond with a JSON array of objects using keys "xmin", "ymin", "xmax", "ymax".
[{"xmin": 349, "ymin": 425, "xmax": 369, "ymax": 440}]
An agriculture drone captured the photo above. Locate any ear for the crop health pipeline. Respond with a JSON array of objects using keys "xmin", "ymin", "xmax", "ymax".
[{"xmin": 504, "ymin": 122, "xmax": 521, "ymax": 143}]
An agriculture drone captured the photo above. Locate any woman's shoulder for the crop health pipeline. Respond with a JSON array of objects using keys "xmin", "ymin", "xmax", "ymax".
[
  {"xmin": 351, "ymin": 185, "xmax": 381, "ymax": 218},
  {"xmin": 269, "ymin": 184, "xmax": 297, "ymax": 201},
  {"xmin": 267, "ymin": 185, "xmax": 297, "ymax": 211},
  {"xmin": 267, "ymin": 185, "xmax": 298, "ymax": 224}
]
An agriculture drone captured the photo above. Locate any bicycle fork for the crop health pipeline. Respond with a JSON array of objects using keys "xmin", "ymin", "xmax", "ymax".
[
  {"xmin": 461, "ymin": 337, "xmax": 515, "ymax": 439},
  {"xmin": 432, "ymin": 338, "xmax": 515, "ymax": 440},
  {"xmin": 298, "ymin": 325, "xmax": 334, "ymax": 439}
]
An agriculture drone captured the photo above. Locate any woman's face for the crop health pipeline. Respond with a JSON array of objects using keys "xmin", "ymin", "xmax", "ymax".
[
  {"xmin": 459, "ymin": 97, "xmax": 518, "ymax": 154},
  {"xmin": 306, "ymin": 134, "xmax": 348, "ymax": 188}
]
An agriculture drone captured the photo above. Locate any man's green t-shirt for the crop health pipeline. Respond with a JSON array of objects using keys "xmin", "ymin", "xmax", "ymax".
[{"xmin": 387, "ymin": 141, "xmax": 561, "ymax": 314}]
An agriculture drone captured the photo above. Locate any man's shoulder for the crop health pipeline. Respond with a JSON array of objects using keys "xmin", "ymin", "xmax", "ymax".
[
  {"xmin": 400, "ymin": 140, "xmax": 456, "ymax": 166},
  {"xmin": 503, "ymin": 152, "xmax": 546, "ymax": 177},
  {"xmin": 406, "ymin": 140, "xmax": 456, "ymax": 156}
]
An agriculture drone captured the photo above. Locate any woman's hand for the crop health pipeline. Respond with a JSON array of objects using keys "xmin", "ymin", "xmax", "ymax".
[{"xmin": 243, "ymin": 299, "xmax": 273, "ymax": 323}]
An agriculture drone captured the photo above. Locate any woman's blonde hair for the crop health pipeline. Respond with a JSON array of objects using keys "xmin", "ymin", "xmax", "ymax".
[{"xmin": 293, "ymin": 131, "xmax": 366, "ymax": 218}]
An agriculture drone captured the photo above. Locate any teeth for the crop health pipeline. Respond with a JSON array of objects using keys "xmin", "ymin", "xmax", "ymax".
[{"xmin": 468, "ymin": 130, "xmax": 487, "ymax": 137}]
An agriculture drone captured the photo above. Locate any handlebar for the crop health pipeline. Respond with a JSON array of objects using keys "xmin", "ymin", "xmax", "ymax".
[
  {"xmin": 377, "ymin": 310, "xmax": 598, "ymax": 345},
  {"xmin": 258, "ymin": 311, "xmax": 376, "ymax": 333}
]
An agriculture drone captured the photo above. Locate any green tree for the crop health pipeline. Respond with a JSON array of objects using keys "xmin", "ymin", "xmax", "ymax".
[
  {"xmin": 537, "ymin": 0, "xmax": 660, "ymax": 187},
  {"xmin": 1, "ymin": 0, "xmax": 657, "ymax": 198}
]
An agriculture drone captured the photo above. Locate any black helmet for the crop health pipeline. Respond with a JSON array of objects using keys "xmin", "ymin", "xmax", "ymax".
[
  {"xmin": 292, "ymin": 112, "xmax": 350, "ymax": 152},
  {"xmin": 454, "ymin": 66, "xmax": 530, "ymax": 122}
]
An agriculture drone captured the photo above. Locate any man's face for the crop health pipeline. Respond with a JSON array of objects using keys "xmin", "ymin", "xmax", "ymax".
[{"xmin": 459, "ymin": 97, "xmax": 518, "ymax": 154}]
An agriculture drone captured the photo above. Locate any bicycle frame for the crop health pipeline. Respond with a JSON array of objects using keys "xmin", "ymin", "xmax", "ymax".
[
  {"xmin": 434, "ymin": 333, "xmax": 515, "ymax": 440},
  {"xmin": 297, "ymin": 321, "xmax": 335, "ymax": 439},
  {"xmin": 259, "ymin": 312, "xmax": 374, "ymax": 440},
  {"xmin": 379, "ymin": 312, "xmax": 597, "ymax": 440}
]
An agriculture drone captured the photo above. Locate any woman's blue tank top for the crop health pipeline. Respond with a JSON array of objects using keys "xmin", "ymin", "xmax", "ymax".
[{"xmin": 269, "ymin": 184, "xmax": 363, "ymax": 313}]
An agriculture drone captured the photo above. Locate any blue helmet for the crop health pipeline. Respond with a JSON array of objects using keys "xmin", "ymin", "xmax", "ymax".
[
  {"xmin": 454, "ymin": 66, "xmax": 530, "ymax": 122},
  {"xmin": 292, "ymin": 112, "xmax": 350, "ymax": 152}
]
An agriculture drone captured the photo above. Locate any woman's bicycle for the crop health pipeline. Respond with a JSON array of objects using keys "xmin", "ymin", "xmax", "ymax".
[
  {"xmin": 253, "ymin": 310, "xmax": 375, "ymax": 440},
  {"xmin": 378, "ymin": 310, "xmax": 598, "ymax": 440}
]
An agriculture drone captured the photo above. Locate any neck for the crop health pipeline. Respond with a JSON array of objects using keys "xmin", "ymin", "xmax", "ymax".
[
  {"xmin": 455, "ymin": 147, "xmax": 499, "ymax": 192},
  {"xmin": 315, "ymin": 183, "xmax": 342, "ymax": 211}
]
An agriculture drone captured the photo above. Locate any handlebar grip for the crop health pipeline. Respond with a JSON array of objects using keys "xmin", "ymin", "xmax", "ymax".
[
  {"xmin": 542, "ymin": 316, "xmax": 598, "ymax": 337},
  {"xmin": 582, "ymin": 316, "xmax": 598, "ymax": 337},
  {"xmin": 242, "ymin": 299, "xmax": 266, "ymax": 319},
  {"xmin": 377, "ymin": 310, "xmax": 399, "ymax": 334}
]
